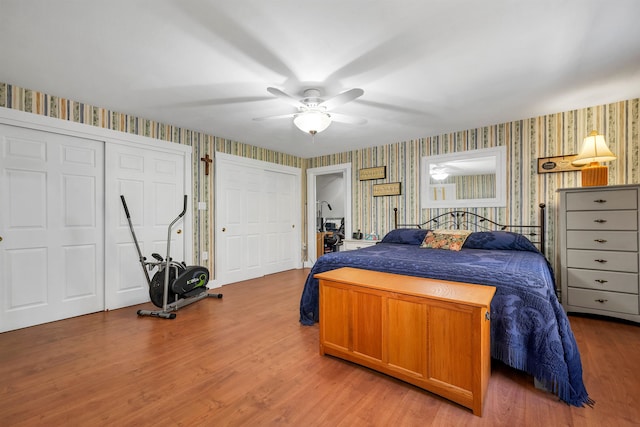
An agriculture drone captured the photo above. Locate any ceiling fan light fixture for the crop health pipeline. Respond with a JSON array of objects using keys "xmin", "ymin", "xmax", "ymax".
[
  {"xmin": 431, "ymin": 171, "xmax": 449, "ymax": 180},
  {"xmin": 430, "ymin": 165, "xmax": 449, "ymax": 181},
  {"xmin": 294, "ymin": 110, "xmax": 332, "ymax": 135}
]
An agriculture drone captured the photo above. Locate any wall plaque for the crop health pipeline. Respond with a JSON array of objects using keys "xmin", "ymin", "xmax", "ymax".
[
  {"xmin": 537, "ymin": 155, "xmax": 583, "ymax": 174},
  {"xmin": 373, "ymin": 182, "xmax": 401, "ymax": 196},
  {"xmin": 359, "ymin": 166, "xmax": 386, "ymax": 181}
]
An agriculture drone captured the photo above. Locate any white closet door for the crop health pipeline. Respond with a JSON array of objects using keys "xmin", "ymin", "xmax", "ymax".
[
  {"xmin": 215, "ymin": 153, "xmax": 300, "ymax": 286},
  {"xmin": 262, "ymin": 171, "xmax": 297, "ymax": 275},
  {"xmin": 0, "ymin": 124, "xmax": 104, "ymax": 332},
  {"xmin": 216, "ymin": 161, "xmax": 263, "ymax": 285},
  {"xmin": 105, "ymin": 143, "xmax": 187, "ymax": 310}
]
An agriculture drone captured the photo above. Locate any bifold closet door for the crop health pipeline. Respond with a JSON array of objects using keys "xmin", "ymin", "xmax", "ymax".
[
  {"xmin": 216, "ymin": 160, "xmax": 263, "ymax": 285},
  {"xmin": 215, "ymin": 155, "xmax": 300, "ymax": 286},
  {"xmin": 0, "ymin": 124, "xmax": 104, "ymax": 332},
  {"xmin": 262, "ymin": 170, "xmax": 297, "ymax": 276}
]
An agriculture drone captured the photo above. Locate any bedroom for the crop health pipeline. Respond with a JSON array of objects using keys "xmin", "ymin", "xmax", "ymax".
[{"xmin": 1, "ymin": 0, "xmax": 640, "ymax": 424}]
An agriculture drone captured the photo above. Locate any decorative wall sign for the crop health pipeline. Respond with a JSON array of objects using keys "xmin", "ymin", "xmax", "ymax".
[
  {"xmin": 359, "ymin": 166, "xmax": 386, "ymax": 181},
  {"xmin": 373, "ymin": 182, "xmax": 401, "ymax": 196},
  {"xmin": 537, "ymin": 155, "xmax": 583, "ymax": 174}
]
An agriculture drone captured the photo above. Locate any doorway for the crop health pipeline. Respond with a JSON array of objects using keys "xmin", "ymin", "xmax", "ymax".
[{"xmin": 306, "ymin": 163, "xmax": 352, "ymax": 265}]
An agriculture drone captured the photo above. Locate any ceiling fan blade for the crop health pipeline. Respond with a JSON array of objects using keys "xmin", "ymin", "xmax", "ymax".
[
  {"xmin": 267, "ymin": 87, "xmax": 306, "ymax": 109},
  {"xmin": 252, "ymin": 113, "xmax": 296, "ymax": 121},
  {"xmin": 329, "ymin": 113, "xmax": 367, "ymax": 125},
  {"xmin": 319, "ymin": 88, "xmax": 364, "ymax": 110}
]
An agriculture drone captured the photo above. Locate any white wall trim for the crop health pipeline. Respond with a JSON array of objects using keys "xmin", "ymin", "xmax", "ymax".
[
  {"xmin": 0, "ymin": 107, "xmax": 191, "ymax": 155},
  {"xmin": 214, "ymin": 151, "xmax": 300, "ymax": 174},
  {"xmin": 306, "ymin": 163, "xmax": 352, "ymax": 267}
]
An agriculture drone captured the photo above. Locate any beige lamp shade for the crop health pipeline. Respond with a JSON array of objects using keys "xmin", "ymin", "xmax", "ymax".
[{"xmin": 572, "ymin": 130, "xmax": 616, "ymax": 186}]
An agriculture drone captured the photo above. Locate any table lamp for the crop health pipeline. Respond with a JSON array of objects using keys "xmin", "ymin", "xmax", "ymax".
[{"xmin": 572, "ymin": 130, "xmax": 616, "ymax": 186}]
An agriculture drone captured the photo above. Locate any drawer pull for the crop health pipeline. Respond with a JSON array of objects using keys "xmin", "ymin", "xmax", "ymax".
[
  {"xmin": 593, "ymin": 219, "xmax": 607, "ymax": 223},
  {"xmin": 595, "ymin": 299, "xmax": 608, "ymax": 303},
  {"xmin": 593, "ymin": 199, "xmax": 607, "ymax": 204},
  {"xmin": 594, "ymin": 259, "xmax": 608, "ymax": 263},
  {"xmin": 593, "ymin": 239, "xmax": 608, "ymax": 243},
  {"xmin": 595, "ymin": 279, "xmax": 608, "ymax": 284}
]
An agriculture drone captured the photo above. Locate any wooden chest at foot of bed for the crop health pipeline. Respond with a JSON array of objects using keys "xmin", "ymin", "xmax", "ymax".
[{"xmin": 315, "ymin": 267, "xmax": 496, "ymax": 416}]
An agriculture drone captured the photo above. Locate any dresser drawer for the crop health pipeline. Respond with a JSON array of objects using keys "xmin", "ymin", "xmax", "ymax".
[
  {"xmin": 566, "ymin": 189, "xmax": 638, "ymax": 211},
  {"xmin": 566, "ymin": 249, "xmax": 638, "ymax": 272},
  {"xmin": 567, "ymin": 268, "xmax": 639, "ymax": 293},
  {"xmin": 567, "ymin": 288, "xmax": 639, "ymax": 315},
  {"xmin": 566, "ymin": 230, "xmax": 638, "ymax": 251},
  {"xmin": 566, "ymin": 210, "xmax": 637, "ymax": 231}
]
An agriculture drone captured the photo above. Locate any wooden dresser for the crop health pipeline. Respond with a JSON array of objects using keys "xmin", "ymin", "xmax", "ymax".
[
  {"xmin": 558, "ymin": 184, "xmax": 640, "ymax": 323},
  {"xmin": 315, "ymin": 267, "xmax": 496, "ymax": 416}
]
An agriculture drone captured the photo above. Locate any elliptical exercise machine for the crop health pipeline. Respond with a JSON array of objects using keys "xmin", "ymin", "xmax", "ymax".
[{"xmin": 120, "ymin": 195, "xmax": 222, "ymax": 319}]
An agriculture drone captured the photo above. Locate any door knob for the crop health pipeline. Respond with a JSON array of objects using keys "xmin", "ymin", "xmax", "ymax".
[
  {"xmin": 222, "ymin": 227, "xmax": 226, "ymax": 232},
  {"xmin": 177, "ymin": 229, "xmax": 182, "ymax": 234}
]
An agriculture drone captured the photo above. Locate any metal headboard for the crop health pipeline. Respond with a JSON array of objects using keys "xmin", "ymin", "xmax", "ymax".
[{"xmin": 394, "ymin": 203, "xmax": 547, "ymax": 256}]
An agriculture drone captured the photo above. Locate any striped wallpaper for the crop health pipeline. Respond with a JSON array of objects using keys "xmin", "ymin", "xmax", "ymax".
[
  {"xmin": 1, "ymin": 82, "xmax": 639, "ymax": 279},
  {"xmin": 308, "ymin": 100, "xmax": 639, "ymax": 273},
  {"xmin": 0, "ymin": 82, "xmax": 304, "ymax": 275}
]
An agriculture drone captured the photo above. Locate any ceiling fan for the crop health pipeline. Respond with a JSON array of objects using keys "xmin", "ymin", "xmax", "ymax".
[{"xmin": 254, "ymin": 87, "xmax": 367, "ymax": 136}]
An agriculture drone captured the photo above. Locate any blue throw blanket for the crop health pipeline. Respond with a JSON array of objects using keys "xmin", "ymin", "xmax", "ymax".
[{"xmin": 299, "ymin": 234, "xmax": 592, "ymax": 407}]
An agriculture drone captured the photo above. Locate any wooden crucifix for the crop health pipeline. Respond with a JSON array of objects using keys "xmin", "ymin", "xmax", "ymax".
[{"xmin": 200, "ymin": 153, "xmax": 212, "ymax": 175}]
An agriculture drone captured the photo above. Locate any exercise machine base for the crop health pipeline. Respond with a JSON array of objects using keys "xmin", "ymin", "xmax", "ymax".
[{"xmin": 136, "ymin": 291, "xmax": 223, "ymax": 319}]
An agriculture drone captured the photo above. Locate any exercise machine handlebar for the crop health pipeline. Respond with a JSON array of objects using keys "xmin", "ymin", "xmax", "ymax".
[
  {"xmin": 179, "ymin": 194, "xmax": 188, "ymax": 218},
  {"xmin": 163, "ymin": 195, "xmax": 189, "ymax": 309},
  {"xmin": 120, "ymin": 195, "xmax": 152, "ymax": 287},
  {"xmin": 120, "ymin": 195, "xmax": 131, "ymax": 219}
]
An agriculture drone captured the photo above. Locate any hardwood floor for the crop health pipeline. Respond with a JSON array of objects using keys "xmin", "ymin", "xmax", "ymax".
[{"xmin": 1, "ymin": 268, "xmax": 638, "ymax": 426}]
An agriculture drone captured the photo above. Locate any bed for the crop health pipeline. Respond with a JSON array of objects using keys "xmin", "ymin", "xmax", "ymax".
[{"xmin": 299, "ymin": 206, "xmax": 592, "ymax": 407}]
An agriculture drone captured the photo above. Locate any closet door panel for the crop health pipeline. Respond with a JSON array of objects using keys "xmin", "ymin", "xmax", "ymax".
[
  {"xmin": 105, "ymin": 144, "xmax": 186, "ymax": 310},
  {"xmin": 0, "ymin": 124, "xmax": 104, "ymax": 332}
]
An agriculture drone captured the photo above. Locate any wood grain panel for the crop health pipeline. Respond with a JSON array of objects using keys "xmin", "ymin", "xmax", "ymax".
[
  {"xmin": 428, "ymin": 304, "xmax": 473, "ymax": 391},
  {"xmin": 386, "ymin": 298, "xmax": 426, "ymax": 377}
]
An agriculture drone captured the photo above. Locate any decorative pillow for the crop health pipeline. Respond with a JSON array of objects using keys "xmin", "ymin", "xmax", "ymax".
[
  {"xmin": 462, "ymin": 231, "xmax": 540, "ymax": 252},
  {"xmin": 381, "ymin": 228, "xmax": 428, "ymax": 245},
  {"xmin": 420, "ymin": 229, "xmax": 472, "ymax": 251}
]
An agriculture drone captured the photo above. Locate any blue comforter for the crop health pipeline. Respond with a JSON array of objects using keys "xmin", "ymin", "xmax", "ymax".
[{"xmin": 299, "ymin": 235, "xmax": 591, "ymax": 407}]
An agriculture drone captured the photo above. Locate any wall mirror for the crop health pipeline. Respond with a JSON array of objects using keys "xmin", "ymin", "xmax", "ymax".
[{"xmin": 420, "ymin": 146, "xmax": 507, "ymax": 208}]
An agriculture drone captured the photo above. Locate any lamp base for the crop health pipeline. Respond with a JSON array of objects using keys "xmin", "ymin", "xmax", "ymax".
[{"xmin": 580, "ymin": 162, "xmax": 608, "ymax": 187}]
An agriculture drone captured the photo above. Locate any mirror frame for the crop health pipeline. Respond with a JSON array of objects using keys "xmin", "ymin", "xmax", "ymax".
[{"xmin": 420, "ymin": 146, "xmax": 507, "ymax": 208}]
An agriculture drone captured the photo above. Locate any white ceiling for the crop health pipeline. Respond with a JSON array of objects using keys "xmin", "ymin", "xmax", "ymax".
[{"xmin": 2, "ymin": 0, "xmax": 640, "ymax": 158}]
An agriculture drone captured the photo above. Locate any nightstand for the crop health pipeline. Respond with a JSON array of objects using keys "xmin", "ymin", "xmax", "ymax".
[
  {"xmin": 558, "ymin": 184, "xmax": 639, "ymax": 323},
  {"xmin": 342, "ymin": 239, "xmax": 378, "ymax": 251}
]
